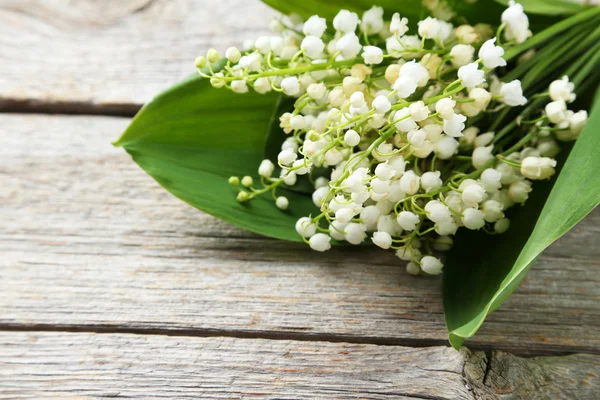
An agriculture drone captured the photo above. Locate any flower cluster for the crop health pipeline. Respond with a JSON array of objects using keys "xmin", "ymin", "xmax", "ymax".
[{"xmin": 196, "ymin": 2, "xmax": 589, "ymax": 275}]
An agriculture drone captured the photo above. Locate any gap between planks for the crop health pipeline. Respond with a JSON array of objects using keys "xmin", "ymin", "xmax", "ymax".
[{"xmin": 0, "ymin": 324, "xmax": 597, "ymax": 357}]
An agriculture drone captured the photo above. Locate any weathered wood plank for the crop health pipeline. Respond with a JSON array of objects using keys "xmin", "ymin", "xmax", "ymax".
[
  {"xmin": 0, "ymin": 332, "xmax": 473, "ymax": 399},
  {"xmin": 464, "ymin": 349, "xmax": 600, "ymax": 400},
  {"xmin": 1, "ymin": 332, "xmax": 598, "ymax": 399},
  {"xmin": 1, "ymin": 114, "xmax": 599, "ymax": 354},
  {"xmin": 0, "ymin": 0, "xmax": 276, "ymax": 112}
]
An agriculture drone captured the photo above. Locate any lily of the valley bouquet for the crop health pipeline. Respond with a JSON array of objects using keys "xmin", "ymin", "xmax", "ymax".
[{"xmin": 115, "ymin": 0, "xmax": 600, "ymax": 348}]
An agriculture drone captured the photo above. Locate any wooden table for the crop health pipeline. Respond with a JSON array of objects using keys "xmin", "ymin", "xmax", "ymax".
[{"xmin": 1, "ymin": 1, "xmax": 598, "ymax": 398}]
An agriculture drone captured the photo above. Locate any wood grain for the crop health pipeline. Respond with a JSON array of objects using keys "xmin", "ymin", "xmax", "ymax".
[
  {"xmin": 1, "ymin": 332, "xmax": 598, "ymax": 399},
  {"xmin": 1, "ymin": 113, "xmax": 599, "ymax": 354},
  {"xmin": 0, "ymin": 0, "xmax": 276, "ymax": 113},
  {"xmin": 464, "ymin": 349, "xmax": 600, "ymax": 400}
]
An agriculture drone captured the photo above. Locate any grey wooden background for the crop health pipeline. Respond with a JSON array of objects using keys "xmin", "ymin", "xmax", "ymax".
[{"xmin": 0, "ymin": 1, "xmax": 598, "ymax": 398}]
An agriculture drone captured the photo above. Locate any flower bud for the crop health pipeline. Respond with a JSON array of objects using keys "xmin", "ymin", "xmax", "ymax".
[
  {"xmin": 434, "ymin": 136, "xmax": 459, "ymax": 159},
  {"xmin": 241, "ymin": 176, "xmax": 254, "ymax": 187},
  {"xmin": 434, "ymin": 236, "xmax": 453, "ymax": 251},
  {"xmin": 436, "ymin": 98, "xmax": 456, "ymax": 120},
  {"xmin": 301, "ymin": 35, "xmax": 325, "ymax": 59},
  {"xmin": 281, "ymin": 77, "xmax": 300, "ymax": 96},
  {"xmin": 225, "ymin": 47, "xmax": 241, "ymax": 63},
  {"xmin": 462, "ymin": 208, "xmax": 485, "ymax": 230},
  {"xmin": 253, "ymin": 77, "xmax": 272, "ymax": 94},
  {"xmin": 303, "ymin": 15, "xmax": 327, "ymax": 38},
  {"xmin": 275, "ymin": 196, "xmax": 289, "ymax": 210},
  {"xmin": 373, "ymin": 231, "xmax": 393, "ymax": 249},
  {"xmin": 206, "ymin": 48, "xmax": 220, "ymax": 63},
  {"xmin": 237, "ymin": 191, "xmax": 250, "ymax": 202},
  {"xmin": 210, "ymin": 72, "xmax": 226, "ymax": 88},
  {"xmin": 481, "ymin": 200, "xmax": 504, "ymax": 222},
  {"xmin": 309, "ymin": 233, "xmax": 332, "ymax": 252},
  {"xmin": 406, "ymin": 262, "xmax": 421, "ymax": 275},
  {"xmin": 545, "ymin": 100, "xmax": 567, "ymax": 124},
  {"xmin": 372, "ymin": 95, "xmax": 392, "ymax": 114},
  {"xmin": 450, "ymin": 44, "xmax": 474, "ymax": 67},
  {"xmin": 455, "ymin": 25, "xmax": 479, "ymax": 44},
  {"xmin": 520, "ymin": 157, "xmax": 557, "ymax": 180},
  {"xmin": 396, "ymin": 246, "xmax": 421, "ymax": 261},
  {"xmin": 425, "ymin": 200, "xmax": 453, "ymax": 223},
  {"xmin": 421, "ymin": 171, "xmax": 442, "ymax": 192},
  {"xmin": 231, "ymin": 79, "xmax": 249, "ymax": 94},
  {"xmin": 421, "ymin": 256, "xmax": 444, "ymax": 275},
  {"xmin": 228, "ymin": 176, "xmax": 240, "ymax": 186},
  {"xmin": 508, "ymin": 179, "xmax": 532, "ymax": 203},
  {"xmin": 494, "ymin": 218, "xmax": 511, "ymax": 234},
  {"xmin": 399, "ymin": 170, "xmax": 420, "ymax": 195},
  {"xmin": 295, "ymin": 217, "xmax": 317, "ymax": 238},
  {"xmin": 385, "ymin": 64, "xmax": 401, "ymax": 84},
  {"xmin": 194, "ymin": 56, "xmax": 207, "ymax": 69},
  {"xmin": 345, "ymin": 223, "xmax": 367, "ymax": 244},
  {"xmin": 362, "ymin": 45, "xmax": 384, "ymax": 65},
  {"xmin": 397, "ymin": 211, "xmax": 419, "ymax": 231},
  {"xmin": 472, "ymin": 145, "xmax": 494, "ymax": 169},
  {"xmin": 480, "ymin": 168, "xmax": 502, "ymax": 192}
]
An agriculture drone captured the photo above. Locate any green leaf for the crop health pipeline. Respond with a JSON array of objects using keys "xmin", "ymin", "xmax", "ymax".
[
  {"xmin": 260, "ymin": 0, "xmax": 424, "ymax": 22},
  {"xmin": 493, "ymin": 0, "xmax": 585, "ymax": 15},
  {"xmin": 444, "ymin": 87, "xmax": 600, "ymax": 349},
  {"xmin": 261, "ymin": 0, "xmax": 554, "ymax": 34},
  {"xmin": 114, "ymin": 63, "xmax": 318, "ymax": 242}
]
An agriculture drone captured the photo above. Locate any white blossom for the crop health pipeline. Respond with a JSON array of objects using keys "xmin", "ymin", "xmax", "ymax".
[
  {"xmin": 301, "ymin": 35, "xmax": 325, "ymax": 59},
  {"xmin": 436, "ymin": 98, "xmax": 456, "ymax": 120},
  {"xmin": 520, "ymin": 157, "xmax": 557, "ymax": 180},
  {"xmin": 502, "ymin": 1, "xmax": 531, "ymax": 44},
  {"xmin": 443, "ymin": 113, "xmax": 467, "ymax": 137},
  {"xmin": 549, "ymin": 76, "xmax": 576, "ymax": 103},
  {"xmin": 478, "ymin": 38, "xmax": 506, "ymax": 69},
  {"xmin": 421, "ymin": 256, "xmax": 444, "ymax": 275},
  {"xmin": 373, "ymin": 231, "xmax": 393, "ymax": 249},
  {"xmin": 276, "ymin": 196, "xmax": 289, "ymax": 210},
  {"xmin": 296, "ymin": 217, "xmax": 317, "ymax": 238},
  {"xmin": 336, "ymin": 32, "xmax": 362, "ymax": 59},
  {"xmin": 409, "ymin": 101, "xmax": 430, "ymax": 121},
  {"xmin": 462, "ymin": 208, "xmax": 486, "ymax": 230},
  {"xmin": 361, "ymin": 6, "xmax": 385, "ymax": 35},
  {"xmin": 501, "ymin": 80, "xmax": 527, "ymax": 106},
  {"xmin": 390, "ymin": 13, "xmax": 409, "ymax": 36},
  {"xmin": 333, "ymin": 10, "xmax": 360, "ymax": 33},
  {"xmin": 450, "ymin": 44, "xmax": 474, "ymax": 67},
  {"xmin": 508, "ymin": 179, "xmax": 532, "ymax": 203},
  {"xmin": 458, "ymin": 62, "xmax": 485, "ymax": 88},
  {"xmin": 303, "ymin": 15, "xmax": 327, "ymax": 38},
  {"xmin": 545, "ymin": 100, "xmax": 567, "ymax": 124},
  {"xmin": 309, "ymin": 233, "xmax": 332, "ymax": 251},
  {"xmin": 281, "ymin": 77, "xmax": 300, "ymax": 96},
  {"xmin": 362, "ymin": 46, "xmax": 384, "ymax": 64},
  {"xmin": 397, "ymin": 211, "xmax": 420, "ymax": 231},
  {"xmin": 494, "ymin": 218, "xmax": 511, "ymax": 233},
  {"xmin": 472, "ymin": 145, "xmax": 494, "ymax": 169}
]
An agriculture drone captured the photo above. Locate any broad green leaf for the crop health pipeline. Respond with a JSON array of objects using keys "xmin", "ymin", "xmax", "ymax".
[
  {"xmin": 444, "ymin": 87, "xmax": 600, "ymax": 349},
  {"xmin": 114, "ymin": 64, "xmax": 318, "ymax": 242},
  {"xmin": 260, "ymin": 0, "xmax": 424, "ymax": 21},
  {"xmin": 493, "ymin": 0, "xmax": 585, "ymax": 15},
  {"xmin": 261, "ymin": 0, "xmax": 553, "ymax": 34}
]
